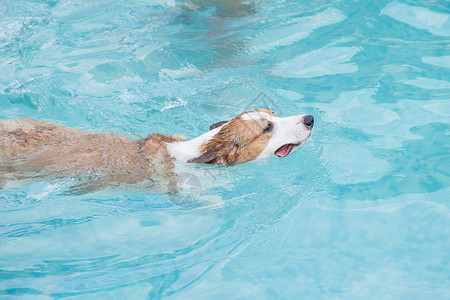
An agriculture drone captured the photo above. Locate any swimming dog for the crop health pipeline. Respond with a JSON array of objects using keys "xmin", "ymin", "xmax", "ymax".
[{"xmin": 0, "ymin": 109, "xmax": 314, "ymax": 191}]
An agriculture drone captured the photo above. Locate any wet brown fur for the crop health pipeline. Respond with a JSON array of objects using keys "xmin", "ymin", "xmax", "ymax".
[{"xmin": 0, "ymin": 118, "xmax": 184, "ymax": 191}]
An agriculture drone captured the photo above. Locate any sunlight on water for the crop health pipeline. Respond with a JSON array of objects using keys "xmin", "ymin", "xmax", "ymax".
[{"xmin": 0, "ymin": 0, "xmax": 449, "ymax": 298}]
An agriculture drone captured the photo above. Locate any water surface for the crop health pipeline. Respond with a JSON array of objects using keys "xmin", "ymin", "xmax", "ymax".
[{"xmin": 0, "ymin": 0, "xmax": 449, "ymax": 298}]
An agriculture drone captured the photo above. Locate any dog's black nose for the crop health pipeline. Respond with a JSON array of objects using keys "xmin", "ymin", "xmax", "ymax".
[{"xmin": 302, "ymin": 115, "xmax": 314, "ymax": 129}]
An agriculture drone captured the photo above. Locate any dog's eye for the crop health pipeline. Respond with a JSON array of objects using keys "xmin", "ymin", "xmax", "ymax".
[{"xmin": 263, "ymin": 122, "xmax": 273, "ymax": 133}]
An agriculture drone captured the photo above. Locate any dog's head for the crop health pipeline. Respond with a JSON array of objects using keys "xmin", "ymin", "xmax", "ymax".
[{"xmin": 187, "ymin": 108, "xmax": 314, "ymax": 165}]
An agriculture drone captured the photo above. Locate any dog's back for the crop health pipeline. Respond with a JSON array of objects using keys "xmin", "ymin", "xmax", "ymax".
[
  {"xmin": 1, "ymin": 118, "xmax": 86, "ymax": 158},
  {"xmin": 0, "ymin": 118, "xmax": 132, "ymax": 164},
  {"xmin": 0, "ymin": 119, "xmax": 181, "ymax": 190}
]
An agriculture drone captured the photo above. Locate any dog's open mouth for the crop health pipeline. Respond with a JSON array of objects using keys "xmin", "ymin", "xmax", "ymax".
[{"xmin": 275, "ymin": 143, "xmax": 300, "ymax": 157}]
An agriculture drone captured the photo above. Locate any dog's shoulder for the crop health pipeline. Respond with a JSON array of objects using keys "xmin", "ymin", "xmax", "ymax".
[
  {"xmin": 138, "ymin": 133, "xmax": 185, "ymax": 146},
  {"xmin": 138, "ymin": 133, "xmax": 185, "ymax": 167}
]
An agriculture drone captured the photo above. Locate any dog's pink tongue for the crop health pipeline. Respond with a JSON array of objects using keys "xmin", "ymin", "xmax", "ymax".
[{"xmin": 275, "ymin": 144, "xmax": 293, "ymax": 157}]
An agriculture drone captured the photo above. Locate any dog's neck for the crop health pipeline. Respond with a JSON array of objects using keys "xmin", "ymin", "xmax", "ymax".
[{"xmin": 166, "ymin": 127, "xmax": 222, "ymax": 163}]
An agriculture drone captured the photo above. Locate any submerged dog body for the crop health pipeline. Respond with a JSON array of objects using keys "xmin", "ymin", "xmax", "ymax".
[{"xmin": 0, "ymin": 109, "xmax": 314, "ymax": 190}]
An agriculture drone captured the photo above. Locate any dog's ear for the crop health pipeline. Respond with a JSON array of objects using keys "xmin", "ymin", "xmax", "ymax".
[
  {"xmin": 209, "ymin": 121, "xmax": 228, "ymax": 130},
  {"xmin": 187, "ymin": 144, "xmax": 238, "ymax": 165},
  {"xmin": 187, "ymin": 146, "xmax": 221, "ymax": 164}
]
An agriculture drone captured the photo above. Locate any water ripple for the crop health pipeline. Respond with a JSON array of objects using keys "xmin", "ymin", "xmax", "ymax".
[
  {"xmin": 271, "ymin": 46, "xmax": 360, "ymax": 78},
  {"xmin": 382, "ymin": 2, "xmax": 450, "ymax": 37}
]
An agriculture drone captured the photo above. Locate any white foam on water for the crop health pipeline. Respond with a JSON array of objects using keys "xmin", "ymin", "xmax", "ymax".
[
  {"xmin": 271, "ymin": 47, "xmax": 360, "ymax": 78},
  {"xmin": 382, "ymin": 2, "xmax": 450, "ymax": 36}
]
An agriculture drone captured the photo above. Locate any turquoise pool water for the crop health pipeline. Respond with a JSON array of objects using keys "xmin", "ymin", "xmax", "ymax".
[{"xmin": 1, "ymin": 0, "xmax": 449, "ymax": 298}]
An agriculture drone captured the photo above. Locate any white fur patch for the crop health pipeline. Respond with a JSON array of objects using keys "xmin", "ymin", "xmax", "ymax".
[{"xmin": 240, "ymin": 112, "xmax": 272, "ymax": 121}]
